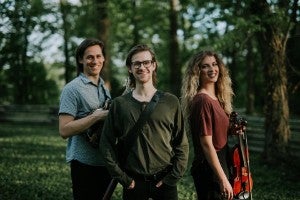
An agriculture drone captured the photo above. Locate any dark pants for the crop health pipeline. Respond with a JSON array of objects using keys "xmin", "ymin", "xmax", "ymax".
[
  {"xmin": 70, "ymin": 160, "xmax": 111, "ymax": 200},
  {"xmin": 123, "ymin": 166, "xmax": 177, "ymax": 200},
  {"xmin": 123, "ymin": 180, "xmax": 178, "ymax": 200},
  {"xmin": 191, "ymin": 146, "xmax": 230, "ymax": 200}
]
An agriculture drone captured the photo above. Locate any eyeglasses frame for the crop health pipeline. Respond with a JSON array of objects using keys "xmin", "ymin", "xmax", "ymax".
[{"xmin": 131, "ymin": 60, "xmax": 154, "ymax": 69}]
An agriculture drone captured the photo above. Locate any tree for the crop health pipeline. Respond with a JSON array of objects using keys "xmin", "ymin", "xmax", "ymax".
[
  {"xmin": 131, "ymin": 0, "xmax": 140, "ymax": 45},
  {"xmin": 252, "ymin": 0, "xmax": 293, "ymax": 161},
  {"xmin": 60, "ymin": 0, "xmax": 74, "ymax": 83},
  {"xmin": 0, "ymin": 0, "xmax": 59, "ymax": 104},
  {"xmin": 68, "ymin": 0, "xmax": 111, "ymax": 85},
  {"xmin": 95, "ymin": 0, "xmax": 111, "ymax": 86},
  {"xmin": 169, "ymin": 0, "xmax": 181, "ymax": 96},
  {"xmin": 0, "ymin": 0, "xmax": 66, "ymax": 104},
  {"xmin": 286, "ymin": 1, "xmax": 300, "ymax": 115},
  {"xmin": 215, "ymin": 1, "xmax": 264, "ymax": 112},
  {"xmin": 106, "ymin": 0, "xmax": 174, "ymax": 94}
]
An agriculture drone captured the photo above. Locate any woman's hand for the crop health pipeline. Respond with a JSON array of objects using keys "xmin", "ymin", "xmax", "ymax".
[
  {"xmin": 229, "ymin": 112, "xmax": 247, "ymax": 135},
  {"xmin": 220, "ymin": 178, "xmax": 233, "ymax": 200},
  {"xmin": 231, "ymin": 124, "xmax": 246, "ymax": 135}
]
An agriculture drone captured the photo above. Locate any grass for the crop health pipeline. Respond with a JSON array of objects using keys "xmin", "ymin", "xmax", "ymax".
[{"xmin": 0, "ymin": 122, "xmax": 299, "ymax": 200}]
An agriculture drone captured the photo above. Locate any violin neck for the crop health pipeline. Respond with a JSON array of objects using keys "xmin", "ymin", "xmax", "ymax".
[{"xmin": 239, "ymin": 133, "xmax": 248, "ymax": 167}]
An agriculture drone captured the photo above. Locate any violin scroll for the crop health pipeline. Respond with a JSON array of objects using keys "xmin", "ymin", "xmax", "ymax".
[{"xmin": 229, "ymin": 111, "xmax": 247, "ymax": 135}]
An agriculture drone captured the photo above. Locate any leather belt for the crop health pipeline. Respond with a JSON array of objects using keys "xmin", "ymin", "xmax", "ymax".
[{"xmin": 126, "ymin": 166, "xmax": 172, "ymax": 182}]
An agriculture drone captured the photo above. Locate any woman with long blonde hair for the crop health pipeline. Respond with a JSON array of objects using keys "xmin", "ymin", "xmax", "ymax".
[{"xmin": 181, "ymin": 51, "xmax": 235, "ymax": 200}]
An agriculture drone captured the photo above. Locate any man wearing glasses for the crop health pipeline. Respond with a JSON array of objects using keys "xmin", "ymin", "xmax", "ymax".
[{"xmin": 100, "ymin": 44, "xmax": 189, "ymax": 200}]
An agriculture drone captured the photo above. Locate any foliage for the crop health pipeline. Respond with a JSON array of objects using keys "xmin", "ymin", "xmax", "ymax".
[
  {"xmin": 0, "ymin": 0, "xmax": 299, "ymax": 164},
  {"xmin": 0, "ymin": 0, "xmax": 60, "ymax": 104},
  {"xmin": 0, "ymin": 0, "xmax": 299, "ymax": 111},
  {"xmin": 1, "ymin": 61, "xmax": 60, "ymax": 104},
  {"xmin": 108, "ymin": 0, "xmax": 173, "ymax": 92},
  {"xmin": 0, "ymin": 122, "xmax": 300, "ymax": 200}
]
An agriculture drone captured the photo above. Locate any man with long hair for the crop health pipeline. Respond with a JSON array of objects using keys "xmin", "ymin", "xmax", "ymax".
[
  {"xmin": 58, "ymin": 38, "xmax": 112, "ymax": 199},
  {"xmin": 100, "ymin": 44, "xmax": 189, "ymax": 200}
]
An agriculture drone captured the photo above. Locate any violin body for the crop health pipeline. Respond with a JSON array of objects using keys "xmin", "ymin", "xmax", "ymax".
[
  {"xmin": 229, "ymin": 112, "xmax": 253, "ymax": 199},
  {"xmin": 231, "ymin": 143, "xmax": 253, "ymax": 199}
]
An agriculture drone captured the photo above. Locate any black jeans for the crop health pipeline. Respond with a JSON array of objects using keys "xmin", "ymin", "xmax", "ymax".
[
  {"xmin": 123, "ymin": 179, "xmax": 178, "ymax": 200},
  {"xmin": 70, "ymin": 160, "xmax": 111, "ymax": 200}
]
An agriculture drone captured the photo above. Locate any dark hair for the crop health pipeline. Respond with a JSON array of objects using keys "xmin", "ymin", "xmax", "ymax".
[
  {"xmin": 75, "ymin": 38, "xmax": 105, "ymax": 76},
  {"xmin": 125, "ymin": 44, "xmax": 158, "ymax": 88}
]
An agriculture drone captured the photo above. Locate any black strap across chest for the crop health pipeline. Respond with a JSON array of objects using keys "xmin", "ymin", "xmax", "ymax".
[{"xmin": 118, "ymin": 90, "xmax": 164, "ymax": 165}]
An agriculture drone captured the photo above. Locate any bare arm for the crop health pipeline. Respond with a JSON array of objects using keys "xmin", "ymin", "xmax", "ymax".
[
  {"xmin": 200, "ymin": 135, "xmax": 233, "ymax": 200},
  {"xmin": 59, "ymin": 109, "xmax": 109, "ymax": 139}
]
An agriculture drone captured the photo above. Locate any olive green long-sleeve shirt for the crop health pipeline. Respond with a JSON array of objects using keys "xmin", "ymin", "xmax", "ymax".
[{"xmin": 100, "ymin": 91, "xmax": 189, "ymax": 187}]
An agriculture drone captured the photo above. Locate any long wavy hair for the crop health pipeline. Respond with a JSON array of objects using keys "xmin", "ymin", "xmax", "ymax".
[{"xmin": 181, "ymin": 51, "xmax": 234, "ymax": 117}]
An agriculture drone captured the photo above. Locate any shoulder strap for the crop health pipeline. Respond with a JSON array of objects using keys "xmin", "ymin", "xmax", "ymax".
[
  {"xmin": 100, "ymin": 83, "xmax": 112, "ymax": 109},
  {"xmin": 118, "ymin": 90, "xmax": 163, "ymax": 165},
  {"xmin": 131, "ymin": 90, "xmax": 163, "ymax": 133}
]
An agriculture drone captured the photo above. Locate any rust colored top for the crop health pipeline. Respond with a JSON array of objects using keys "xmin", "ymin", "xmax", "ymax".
[{"xmin": 190, "ymin": 93, "xmax": 229, "ymax": 159}]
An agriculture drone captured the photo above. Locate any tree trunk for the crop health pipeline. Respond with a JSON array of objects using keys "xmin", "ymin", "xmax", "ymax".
[
  {"xmin": 132, "ymin": 0, "xmax": 139, "ymax": 45},
  {"xmin": 60, "ymin": 0, "xmax": 72, "ymax": 83},
  {"xmin": 253, "ymin": 0, "xmax": 291, "ymax": 161},
  {"xmin": 246, "ymin": 40, "xmax": 255, "ymax": 114},
  {"xmin": 12, "ymin": 1, "xmax": 29, "ymax": 104},
  {"xmin": 169, "ymin": 0, "xmax": 180, "ymax": 96},
  {"xmin": 95, "ymin": 0, "xmax": 111, "ymax": 87},
  {"xmin": 263, "ymin": 33, "xmax": 291, "ymax": 160}
]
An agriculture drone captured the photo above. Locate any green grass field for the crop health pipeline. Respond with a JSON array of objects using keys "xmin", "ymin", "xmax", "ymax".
[{"xmin": 0, "ymin": 123, "xmax": 299, "ymax": 200}]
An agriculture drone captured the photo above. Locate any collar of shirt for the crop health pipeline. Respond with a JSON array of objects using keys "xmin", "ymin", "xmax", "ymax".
[{"xmin": 79, "ymin": 73, "xmax": 104, "ymax": 86}]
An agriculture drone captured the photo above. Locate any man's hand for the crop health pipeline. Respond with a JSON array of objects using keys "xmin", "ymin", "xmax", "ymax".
[
  {"xmin": 91, "ymin": 108, "xmax": 109, "ymax": 121},
  {"xmin": 156, "ymin": 180, "xmax": 163, "ymax": 188},
  {"xmin": 128, "ymin": 180, "xmax": 135, "ymax": 189}
]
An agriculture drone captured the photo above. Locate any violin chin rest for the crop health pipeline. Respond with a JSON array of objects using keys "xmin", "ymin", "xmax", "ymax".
[{"xmin": 235, "ymin": 191, "xmax": 250, "ymax": 199}]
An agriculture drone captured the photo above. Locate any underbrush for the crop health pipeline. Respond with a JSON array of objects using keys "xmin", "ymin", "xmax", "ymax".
[{"xmin": 0, "ymin": 123, "xmax": 299, "ymax": 200}]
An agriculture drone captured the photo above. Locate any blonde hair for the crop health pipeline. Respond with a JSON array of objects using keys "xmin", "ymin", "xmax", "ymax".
[
  {"xmin": 181, "ymin": 51, "xmax": 234, "ymax": 117},
  {"xmin": 122, "ymin": 77, "xmax": 133, "ymax": 95}
]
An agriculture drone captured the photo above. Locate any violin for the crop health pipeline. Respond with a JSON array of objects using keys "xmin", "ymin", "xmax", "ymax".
[{"xmin": 229, "ymin": 112, "xmax": 253, "ymax": 200}]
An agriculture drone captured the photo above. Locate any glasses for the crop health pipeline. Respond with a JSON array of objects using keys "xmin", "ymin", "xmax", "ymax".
[{"xmin": 131, "ymin": 60, "xmax": 154, "ymax": 69}]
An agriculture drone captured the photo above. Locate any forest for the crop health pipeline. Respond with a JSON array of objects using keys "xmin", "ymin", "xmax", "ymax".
[{"xmin": 0, "ymin": 0, "xmax": 299, "ymax": 163}]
